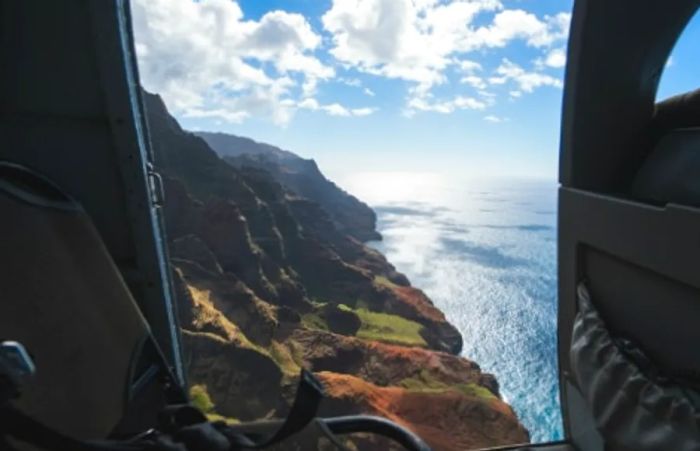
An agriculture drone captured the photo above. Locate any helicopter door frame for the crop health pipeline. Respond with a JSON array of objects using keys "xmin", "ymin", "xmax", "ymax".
[{"xmin": 88, "ymin": 1, "xmax": 186, "ymax": 385}]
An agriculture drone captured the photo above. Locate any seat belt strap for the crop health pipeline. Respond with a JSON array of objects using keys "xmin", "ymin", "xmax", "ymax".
[{"xmin": 0, "ymin": 369, "xmax": 326, "ymax": 451}]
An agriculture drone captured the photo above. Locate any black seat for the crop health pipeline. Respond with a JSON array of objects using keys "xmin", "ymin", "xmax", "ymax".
[
  {"xmin": 0, "ymin": 162, "xmax": 177, "ymax": 440},
  {"xmin": 630, "ymin": 89, "xmax": 700, "ymax": 207}
]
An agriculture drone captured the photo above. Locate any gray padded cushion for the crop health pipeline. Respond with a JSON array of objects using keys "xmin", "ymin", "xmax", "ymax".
[
  {"xmin": 630, "ymin": 88, "xmax": 700, "ymax": 206},
  {"xmin": 571, "ymin": 284, "xmax": 700, "ymax": 451},
  {"xmin": 653, "ymin": 88, "xmax": 700, "ymax": 134},
  {"xmin": 630, "ymin": 128, "xmax": 700, "ymax": 207}
]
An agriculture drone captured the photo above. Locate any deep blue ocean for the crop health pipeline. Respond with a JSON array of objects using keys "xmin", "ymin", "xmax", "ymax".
[{"xmin": 344, "ymin": 173, "xmax": 562, "ymax": 443}]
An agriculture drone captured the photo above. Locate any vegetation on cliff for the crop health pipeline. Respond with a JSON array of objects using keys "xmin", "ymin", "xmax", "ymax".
[
  {"xmin": 339, "ymin": 304, "xmax": 428, "ymax": 347},
  {"xmin": 144, "ymin": 90, "xmax": 529, "ymax": 450}
]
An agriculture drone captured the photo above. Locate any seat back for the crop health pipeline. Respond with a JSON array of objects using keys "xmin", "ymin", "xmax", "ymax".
[{"xmin": 0, "ymin": 162, "xmax": 165, "ymax": 439}]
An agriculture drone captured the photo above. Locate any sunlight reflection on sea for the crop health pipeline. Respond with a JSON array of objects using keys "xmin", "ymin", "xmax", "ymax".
[{"xmin": 341, "ymin": 172, "xmax": 562, "ymax": 443}]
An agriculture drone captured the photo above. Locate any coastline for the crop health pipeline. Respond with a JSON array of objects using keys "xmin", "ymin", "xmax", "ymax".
[
  {"xmin": 144, "ymin": 90, "xmax": 530, "ymax": 450},
  {"xmin": 362, "ymin": 176, "xmax": 561, "ymax": 442}
]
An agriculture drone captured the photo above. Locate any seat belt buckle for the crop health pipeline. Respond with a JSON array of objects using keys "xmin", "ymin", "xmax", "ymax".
[{"xmin": 0, "ymin": 341, "xmax": 35, "ymax": 404}]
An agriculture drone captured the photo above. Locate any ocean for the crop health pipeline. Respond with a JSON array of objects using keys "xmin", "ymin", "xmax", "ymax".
[{"xmin": 342, "ymin": 172, "xmax": 562, "ymax": 444}]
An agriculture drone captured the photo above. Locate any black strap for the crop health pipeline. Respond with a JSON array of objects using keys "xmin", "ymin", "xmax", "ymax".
[
  {"xmin": 217, "ymin": 369, "xmax": 326, "ymax": 449},
  {"xmin": 313, "ymin": 418, "xmax": 353, "ymax": 451},
  {"xmin": 0, "ymin": 369, "xmax": 325, "ymax": 451},
  {"xmin": 0, "ymin": 405, "xmax": 157, "ymax": 451},
  {"xmin": 321, "ymin": 415, "xmax": 432, "ymax": 451}
]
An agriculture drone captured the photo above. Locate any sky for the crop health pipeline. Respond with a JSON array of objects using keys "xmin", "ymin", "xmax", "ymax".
[{"xmin": 132, "ymin": 0, "xmax": 700, "ymax": 182}]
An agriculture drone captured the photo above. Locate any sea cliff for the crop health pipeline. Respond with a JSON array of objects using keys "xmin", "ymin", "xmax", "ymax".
[{"xmin": 144, "ymin": 90, "xmax": 529, "ymax": 450}]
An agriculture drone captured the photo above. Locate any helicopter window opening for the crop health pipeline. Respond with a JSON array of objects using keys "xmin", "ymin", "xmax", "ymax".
[
  {"xmin": 656, "ymin": 8, "xmax": 700, "ymax": 102},
  {"xmin": 133, "ymin": 0, "xmax": 571, "ymax": 448}
]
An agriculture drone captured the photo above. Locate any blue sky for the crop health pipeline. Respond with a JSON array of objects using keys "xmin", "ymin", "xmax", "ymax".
[{"xmin": 132, "ymin": 0, "xmax": 699, "ymax": 182}]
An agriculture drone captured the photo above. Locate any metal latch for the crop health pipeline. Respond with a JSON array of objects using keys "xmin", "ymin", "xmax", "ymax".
[{"xmin": 146, "ymin": 162, "xmax": 165, "ymax": 207}]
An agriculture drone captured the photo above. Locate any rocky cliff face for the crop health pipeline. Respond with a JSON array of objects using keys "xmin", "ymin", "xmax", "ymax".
[
  {"xmin": 144, "ymin": 91, "xmax": 529, "ymax": 450},
  {"xmin": 197, "ymin": 131, "xmax": 381, "ymax": 242}
]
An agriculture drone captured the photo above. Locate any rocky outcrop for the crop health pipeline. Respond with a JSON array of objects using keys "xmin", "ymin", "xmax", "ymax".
[
  {"xmin": 182, "ymin": 330, "xmax": 284, "ymax": 421},
  {"xmin": 317, "ymin": 303, "xmax": 361, "ymax": 336},
  {"xmin": 170, "ymin": 235, "xmax": 222, "ymax": 274},
  {"xmin": 175, "ymin": 260, "xmax": 278, "ymax": 347},
  {"xmin": 290, "ymin": 328, "xmax": 486, "ymax": 391},
  {"xmin": 318, "ymin": 372, "xmax": 529, "ymax": 451},
  {"xmin": 143, "ymin": 89, "xmax": 529, "ymax": 449}
]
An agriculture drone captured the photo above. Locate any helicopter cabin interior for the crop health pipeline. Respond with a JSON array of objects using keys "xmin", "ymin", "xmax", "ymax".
[{"xmin": 0, "ymin": 0, "xmax": 699, "ymax": 450}]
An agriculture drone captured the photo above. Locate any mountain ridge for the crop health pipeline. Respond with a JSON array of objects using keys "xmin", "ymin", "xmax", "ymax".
[{"xmin": 197, "ymin": 130, "xmax": 381, "ymax": 242}]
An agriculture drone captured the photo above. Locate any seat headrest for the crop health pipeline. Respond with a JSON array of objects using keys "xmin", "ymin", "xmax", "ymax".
[
  {"xmin": 628, "ymin": 88, "xmax": 700, "ymax": 207},
  {"xmin": 0, "ymin": 161, "xmax": 79, "ymax": 210},
  {"xmin": 652, "ymin": 88, "xmax": 700, "ymax": 135}
]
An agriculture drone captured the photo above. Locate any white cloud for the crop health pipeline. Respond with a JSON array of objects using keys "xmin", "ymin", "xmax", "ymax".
[
  {"xmin": 321, "ymin": 0, "xmax": 501, "ymax": 89},
  {"xmin": 324, "ymin": 103, "xmax": 352, "ymax": 116},
  {"xmin": 484, "ymin": 114, "xmax": 507, "ymax": 123},
  {"xmin": 458, "ymin": 59, "xmax": 486, "ymax": 89},
  {"xmin": 324, "ymin": 1, "xmax": 446, "ymax": 93},
  {"xmin": 478, "ymin": 90, "xmax": 497, "ymax": 101},
  {"xmin": 302, "ymin": 78, "xmax": 320, "ymax": 97},
  {"xmin": 461, "ymin": 75, "xmax": 487, "ymax": 90},
  {"xmin": 491, "ymin": 59, "xmax": 563, "ymax": 93},
  {"xmin": 543, "ymin": 47, "xmax": 566, "ymax": 68},
  {"xmin": 339, "ymin": 77, "xmax": 377, "ymax": 97},
  {"xmin": 352, "ymin": 107, "xmax": 377, "ymax": 116},
  {"xmin": 457, "ymin": 60, "xmax": 483, "ymax": 74},
  {"xmin": 299, "ymin": 98, "xmax": 376, "ymax": 117},
  {"xmin": 547, "ymin": 12, "xmax": 572, "ymax": 43},
  {"xmin": 322, "ymin": 0, "xmax": 570, "ymax": 113},
  {"xmin": 341, "ymin": 78, "xmax": 363, "ymax": 87},
  {"xmin": 472, "ymin": 10, "xmax": 546, "ymax": 48},
  {"xmin": 133, "ymin": 0, "xmax": 334, "ymax": 125},
  {"xmin": 451, "ymin": 9, "xmax": 570, "ymax": 51},
  {"xmin": 134, "ymin": 0, "xmax": 570, "ymax": 123},
  {"xmin": 408, "ymin": 95, "xmax": 486, "ymax": 114},
  {"xmin": 298, "ymin": 98, "xmax": 320, "ymax": 110},
  {"xmin": 510, "ymin": 90, "xmax": 522, "ymax": 98}
]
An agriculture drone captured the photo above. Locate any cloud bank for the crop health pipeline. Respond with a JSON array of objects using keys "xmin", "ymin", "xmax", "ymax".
[{"xmin": 133, "ymin": 0, "xmax": 571, "ymax": 125}]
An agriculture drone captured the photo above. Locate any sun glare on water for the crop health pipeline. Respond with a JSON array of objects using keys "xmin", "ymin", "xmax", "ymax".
[
  {"xmin": 340, "ymin": 171, "xmax": 562, "ymax": 442},
  {"xmin": 341, "ymin": 171, "xmax": 455, "ymax": 206}
]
